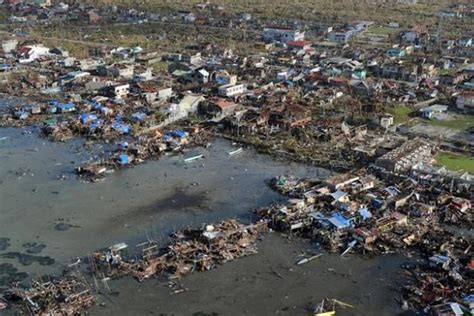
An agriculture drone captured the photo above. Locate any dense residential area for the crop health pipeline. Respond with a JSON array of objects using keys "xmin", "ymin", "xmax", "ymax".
[{"xmin": 0, "ymin": 0, "xmax": 472, "ymax": 315}]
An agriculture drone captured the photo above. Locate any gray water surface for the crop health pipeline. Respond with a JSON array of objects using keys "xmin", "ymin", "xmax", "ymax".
[{"xmin": 0, "ymin": 127, "xmax": 330, "ymax": 280}]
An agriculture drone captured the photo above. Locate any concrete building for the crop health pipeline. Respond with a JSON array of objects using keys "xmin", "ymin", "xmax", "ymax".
[
  {"xmin": 328, "ymin": 30, "xmax": 354, "ymax": 43},
  {"xmin": 419, "ymin": 104, "xmax": 448, "ymax": 119},
  {"xmin": 263, "ymin": 27, "xmax": 305, "ymax": 44},
  {"xmin": 375, "ymin": 139, "xmax": 432, "ymax": 173},
  {"xmin": 218, "ymin": 83, "xmax": 246, "ymax": 97},
  {"xmin": 17, "ymin": 45, "xmax": 51, "ymax": 64},
  {"xmin": 161, "ymin": 94, "xmax": 205, "ymax": 125},
  {"xmin": 456, "ymin": 91, "xmax": 474, "ymax": 112}
]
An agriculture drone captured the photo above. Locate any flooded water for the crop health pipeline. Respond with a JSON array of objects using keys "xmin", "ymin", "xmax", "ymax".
[
  {"xmin": 0, "ymin": 127, "xmax": 415, "ymax": 316},
  {"xmin": 0, "ymin": 127, "xmax": 330, "ymax": 285}
]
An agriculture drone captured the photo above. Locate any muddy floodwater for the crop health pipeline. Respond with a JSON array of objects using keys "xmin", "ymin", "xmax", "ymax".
[
  {"xmin": 0, "ymin": 128, "xmax": 410, "ymax": 315},
  {"xmin": 0, "ymin": 128, "xmax": 327, "ymax": 276}
]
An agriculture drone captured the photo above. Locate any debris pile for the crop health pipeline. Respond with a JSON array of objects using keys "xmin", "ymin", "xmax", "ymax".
[
  {"xmin": 74, "ymin": 128, "xmax": 209, "ymax": 182},
  {"xmin": 256, "ymin": 167, "xmax": 473, "ymax": 311},
  {"xmin": 92, "ymin": 219, "xmax": 268, "ymax": 282},
  {"xmin": 4, "ymin": 277, "xmax": 94, "ymax": 315},
  {"xmin": 401, "ymin": 251, "xmax": 473, "ymax": 314}
]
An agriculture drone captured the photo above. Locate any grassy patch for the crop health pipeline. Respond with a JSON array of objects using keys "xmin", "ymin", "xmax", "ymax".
[
  {"xmin": 366, "ymin": 27, "xmax": 397, "ymax": 35},
  {"xmin": 151, "ymin": 61, "xmax": 170, "ymax": 73},
  {"xmin": 435, "ymin": 152, "xmax": 474, "ymax": 174},
  {"xmin": 427, "ymin": 115, "xmax": 474, "ymax": 130},
  {"xmin": 387, "ymin": 105, "xmax": 413, "ymax": 124}
]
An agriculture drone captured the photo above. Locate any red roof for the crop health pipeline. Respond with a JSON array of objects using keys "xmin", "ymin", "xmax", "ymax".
[
  {"xmin": 458, "ymin": 91, "xmax": 474, "ymax": 98},
  {"xmin": 214, "ymin": 99, "xmax": 238, "ymax": 110},
  {"xmin": 287, "ymin": 40, "xmax": 310, "ymax": 47}
]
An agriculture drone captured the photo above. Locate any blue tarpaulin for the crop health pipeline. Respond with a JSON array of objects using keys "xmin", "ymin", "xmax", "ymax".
[
  {"xmin": 464, "ymin": 295, "xmax": 474, "ymax": 303},
  {"xmin": 327, "ymin": 212, "xmax": 351, "ymax": 229},
  {"xmin": 57, "ymin": 102, "xmax": 76, "ymax": 113},
  {"xmin": 80, "ymin": 113, "xmax": 98, "ymax": 124},
  {"xmin": 0, "ymin": 64, "xmax": 12, "ymax": 71},
  {"xmin": 358, "ymin": 208, "xmax": 372, "ymax": 220},
  {"xmin": 118, "ymin": 153, "xmax": 129, "ymax": 165},
  {"xmin": 131, "ymin": 112, "xmax": 147, "ymax": 122},
  {"xmin": 88, "ymin": 119, "xmax": 103, "ymax": 130},
  {"xmin": 164, "ymin": 130, "xmax": 187, "ymax": 140},
  {"xmin": 111, "ymin": 122, "xmax": 130, "ymax": 134},
  {"xmin": 171, "ymin": 130, "xmax": 187, "ymax": 138}
]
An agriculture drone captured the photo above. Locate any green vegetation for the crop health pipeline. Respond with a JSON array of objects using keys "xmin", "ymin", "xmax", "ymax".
[
  {"xmin": 427, "ymin": 115, "xmax": 474, "ymax": 131},
  {"xmin": 366, "ymin": 27, "xmax": 397, "ymax": 35},
  {"xmin": 435, "ymin": 152, "xmax": 474, "ymax": 174},
  {"xmin": 88, "ymin": 0, "xmax": 459, "ymax": 25},
  {"xmin": 387, "ymin": 105, "xmax": 413, "ymax": 124},
  {"xmin": 151, "ymin": 61, "xmax": 170, "ymax": 73}
]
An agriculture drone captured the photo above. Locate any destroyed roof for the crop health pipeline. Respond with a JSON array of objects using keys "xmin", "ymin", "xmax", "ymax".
[
  {"xmin": 330, "ymin": 190, "xmax": 347, "ymax": 201},
  {"xmin": 287, "ymin": 41, "xmax": 311, "ymax": 47},
  {"xmin": 327, "ymin": 212, "xmax": 351, "ymax": 229},
  {"xmin": 419, "ymin": 104, "xmax": 448, "ymax": 113},
  {"xmin": 213, "ymin": 99, "xmax": 238, "ymax": 110}
]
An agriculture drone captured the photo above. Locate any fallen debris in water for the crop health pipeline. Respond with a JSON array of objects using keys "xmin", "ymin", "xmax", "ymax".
[
  {"xmin": 91, "ymin": 219, "xmax": 268, "ymax": 282},
  {"xmin": 296, "ymin": 253, "xmax": 323, "ymax": 265},
  {"xmin": 310, "ymin": 298, "xmax": 355, "ymax": 316},
  {"xmin": 5, "ymin": 277, "xmax": 94, "ymax": 315},
  {"xmin": 228, "ymin": 147, "xmax": 243, "ymax": 156}
]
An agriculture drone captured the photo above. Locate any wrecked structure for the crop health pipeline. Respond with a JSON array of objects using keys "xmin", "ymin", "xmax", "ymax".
[{"xmin": 375, "ymin": 138, "xmax": 433, "ymax": 173}]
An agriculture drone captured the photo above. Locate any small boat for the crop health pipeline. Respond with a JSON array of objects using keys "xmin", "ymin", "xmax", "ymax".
[
  {"xmin": 184, "ymin": 154, "xmax": 204, "ymax": 163},
  {"xmin": 228, "ymin": 147, "xmax": 243, "ymax": 156}
]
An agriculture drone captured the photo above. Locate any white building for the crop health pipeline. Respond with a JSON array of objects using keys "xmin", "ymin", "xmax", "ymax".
[
  {"xmin": 263, "ymin": 28, "xmax": 304, "ymax": 44},
  {"xmin": 160, "ymin": 94, "xmax": 205, "ymax": 125},
  {"xmin": 218, "ymin": 83, "xmax": 246, "ymax": 97},
  {"xmin": 18, "ymin": 45, "xmax": 51, "ymax": 63}
]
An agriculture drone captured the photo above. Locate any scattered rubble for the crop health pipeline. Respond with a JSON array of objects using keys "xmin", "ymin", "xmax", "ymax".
[
  {"xmin": 257, "ymin": 164, "xmax": 472, "ymax": 312},
  {"xmin": 4, "ymin": 277, "xmax": 94, "ymax": 315}
]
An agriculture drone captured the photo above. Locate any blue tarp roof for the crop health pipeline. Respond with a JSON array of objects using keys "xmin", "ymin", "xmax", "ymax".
[
  {"xmin": 80, "ymin": 113, "xmax": 98, "ymax": 124},
  {"xmin": 88, "ymin": 119, "xmax": 103, "ymax": 130},
  {"xmin": 165, "ymin": 129, "xmax": 187, "ymax": 138},
  {"xmin": 328, "ymin": 212, "xmax": 351, "ymax": 229},
  {"xmin": 358, "ymin": 208, "xmax": 372, "ymax": 220},
  {"xmin": 131, "ymin": 112, "xmax": 147, "ymax": 121},
  {"xmin": 56, "ymin": 103, "xmax": 75, "ymax": 111},
  {"xmin": 111, "ymin": 122, "xmax": 130, "ymax": 134},
  {"xmin": 118, "ymin": 153, "xmax": 129, "ymax": 165}
]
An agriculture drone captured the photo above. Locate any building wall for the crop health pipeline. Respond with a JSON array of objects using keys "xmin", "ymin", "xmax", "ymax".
[
  {"xmin": 263, "ymin": 28, "xmax": 304, "ymax": 43},
  {"xmin": 329, "ymin": 32, "xmax": 353, "ymax": 43},
  {"xmin": 456, "ymin": 95, "xmax": 474, "ymax": 111}
]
